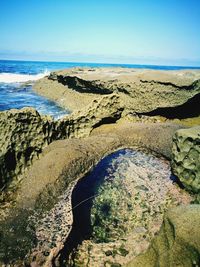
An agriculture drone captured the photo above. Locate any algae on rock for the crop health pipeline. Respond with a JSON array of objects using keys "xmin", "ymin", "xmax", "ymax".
[
  {"xmin": 126, "ymin": 205, "xmax": 200, "ymax": 267},
  {"xmin": 69, "ymin": 149, "xmax": 191, "ymax": 267}
]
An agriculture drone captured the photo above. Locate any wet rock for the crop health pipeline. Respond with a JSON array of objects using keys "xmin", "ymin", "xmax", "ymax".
[
  {"xmin": 126, "ymin": 205, "xmax": 200, "ymax": 267},
  {"xmin": 171, "ymin": 126, "xmax": 200, "ymax": 192}
]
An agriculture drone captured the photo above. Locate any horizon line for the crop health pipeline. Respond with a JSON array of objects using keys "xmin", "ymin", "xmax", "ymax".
[{"xmin": 0, "ymin": 58, "xmax": 200, "ymax": 69}]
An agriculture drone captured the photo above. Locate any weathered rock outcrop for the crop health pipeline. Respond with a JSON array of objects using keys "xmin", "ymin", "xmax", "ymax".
[
  {"xmin": 1, "ymin": 67, "xmax": 200, "ymax": 267},
  {"xmin": 126, "ymin": 205, "xmax": 200, "ymax": 267},
  {"xmin": 3, "ymin": 68, "xmax": 200, "ymax": 189},
  {"xmin": 0, "ymin": 123, "xmax": 183, "ymax": 266},
  {"xmin": 171, "ymin": 126, "xmax": 200, "ymax": 193},
  {"xmin": 34, "ymin": 68, "xmax": 200, "ymax": 117},
  {"xmin": 0, "ymin": 108, "xmax": 53, "ymax": 188},
  {"xmin": 0, "ymin": 94, "xmax": 122, "ymax": 188}
]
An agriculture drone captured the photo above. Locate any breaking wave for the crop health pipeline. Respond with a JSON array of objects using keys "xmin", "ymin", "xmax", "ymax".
[{"xmin": 0, "ymin": 70, "xmax": 50, "ymax": 83}]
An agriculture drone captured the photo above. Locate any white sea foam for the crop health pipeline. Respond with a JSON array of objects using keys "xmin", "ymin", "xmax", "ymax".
[{"xmin": 0, "ymin": 70, "xmax": 50, "ymax": 83}]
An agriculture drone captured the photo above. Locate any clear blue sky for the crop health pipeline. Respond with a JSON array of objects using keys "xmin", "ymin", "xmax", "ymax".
[{"xmin": 0, "ymin": 0, "xmax": 200, "ymax": 66}]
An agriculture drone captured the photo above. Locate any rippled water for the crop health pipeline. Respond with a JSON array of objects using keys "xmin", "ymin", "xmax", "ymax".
[{"xmin": 0, "ymin": 83, "xmax": 69, "ymax": 119}]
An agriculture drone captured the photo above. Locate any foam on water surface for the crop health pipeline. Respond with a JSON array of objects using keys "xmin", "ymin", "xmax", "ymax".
[
  {"xmin": 0, "ymin": 83, "xmax": 69, "ymax": 119},
  {"xmin": 0, "ymin": 70, "xmax": 50, "ymax": 83}
]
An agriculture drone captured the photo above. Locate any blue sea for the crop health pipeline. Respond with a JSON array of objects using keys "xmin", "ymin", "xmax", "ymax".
[{"xmin": 0, "ymin": 59, "xmax": 199, "ymax": 119}]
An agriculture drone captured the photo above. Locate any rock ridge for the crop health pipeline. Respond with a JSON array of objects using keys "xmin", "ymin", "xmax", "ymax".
[
  {"xmin": 34, "ymin": 68, "xmax": 200, "ymax": 115},
  {"xmin": 0, "ymin": 94, "xmax": 122, "ymax": 189}
]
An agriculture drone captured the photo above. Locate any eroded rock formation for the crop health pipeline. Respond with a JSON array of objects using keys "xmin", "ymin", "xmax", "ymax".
[
  {"xmin": 126, "ymin": 205, "xmax": 200, "ymax": 267},
  {"xmin": 34, "ymin": 68, "xmax": 200, "ymax": 117},
  {"xmin": 0, "ymin": 94, "xmax": 121, "ymax": 188},
  {"xmin": 2, "ymin": 67, "xmax": 198, "ymax": 189},
  {"xmin": 0, "ymin": 123, "xmax": 183, "ymax": 266},
  {"xmin": 1, "ymin": 68, "xmax": 200, "ymax": 267},
  {"xmin": 171, "ymin": 126, "xmax": 200, "ymax": 193}
]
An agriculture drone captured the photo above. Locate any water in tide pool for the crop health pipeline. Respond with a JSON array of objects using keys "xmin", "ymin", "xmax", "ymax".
[{"xmin": 0, "ymin": 60, "xmax": 200, "ymax": 119}]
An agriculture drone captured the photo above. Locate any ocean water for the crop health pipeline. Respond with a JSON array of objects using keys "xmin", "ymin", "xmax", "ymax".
[{"xmin": 0, "ymin": 59, "xmax": 199, "ymax": 119}]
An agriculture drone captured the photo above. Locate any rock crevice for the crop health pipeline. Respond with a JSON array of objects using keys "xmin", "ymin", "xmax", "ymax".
[{"xmin": 138, "ymin": 92, "xmax": 200, "ymax": 119}]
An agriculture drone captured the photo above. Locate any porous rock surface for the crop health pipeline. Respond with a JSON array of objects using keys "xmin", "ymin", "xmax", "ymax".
[
  {"xmin": 34, "ymin": 68, "xmax": 200, "ymax": 117},
  {"xmin": 2, "ymin": 67, "xmax": 200, "ymax": 189},
  {"xmin": 126, "ymin": 205, "xmax": 200, "ymax": 267},
  {"xmin": 171, "ymin": 126, "xmax": 200, "ymax": 192},
  {"xmin": 1, "ymin": 67, "xmax": 200, "ymax": 267},
  {"xmin": 0, "ymin": 94, "xmax": 121, "ymax": 188},
  {"xmin": 0, "ymin": 122, "xmax": 182, "ymax": 267}
]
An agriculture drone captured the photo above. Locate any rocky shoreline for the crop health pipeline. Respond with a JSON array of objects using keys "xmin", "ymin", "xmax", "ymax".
[
  {"xmin": 34, "ymin": 68, "xmax": 200, "ymax": 116},
  {"xmin": 0, "ymin": 67, "xmax": 200, "ymax": 267}
]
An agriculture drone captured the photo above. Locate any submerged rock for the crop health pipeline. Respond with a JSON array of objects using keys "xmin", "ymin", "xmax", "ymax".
[
  {"xmin": 172, "ymin": 126, "xmax": 200, "ymax": 193},
  {"xmin": 126, "ymin": 205, "xmax": 200, "ymax": 267},
  {"xmin": 69, "ymin": 149, "xmax": 191, "ymax": 267}
]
